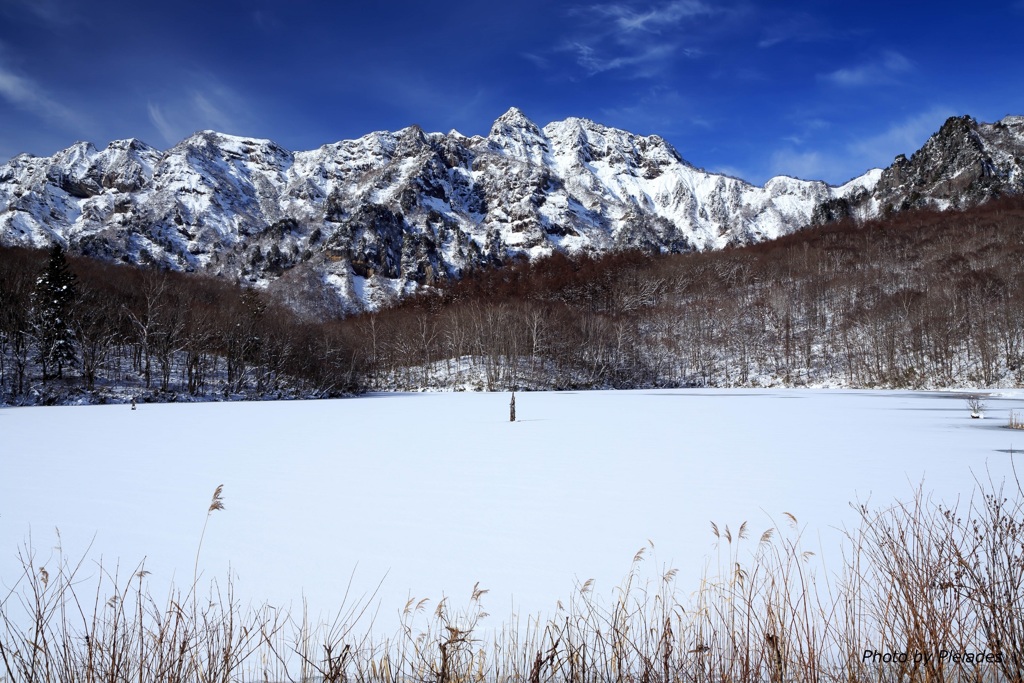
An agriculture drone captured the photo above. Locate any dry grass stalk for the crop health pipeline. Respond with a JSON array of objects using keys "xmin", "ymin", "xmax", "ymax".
[{"xmin": 2, "ymin": 472, "xmax": 1021, "ymax": 682}]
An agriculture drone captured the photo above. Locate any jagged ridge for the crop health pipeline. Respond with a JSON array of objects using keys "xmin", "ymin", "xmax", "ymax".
[{"xmin": 2, "ymin": 109, "xmax": 1022, "ymax": 313}]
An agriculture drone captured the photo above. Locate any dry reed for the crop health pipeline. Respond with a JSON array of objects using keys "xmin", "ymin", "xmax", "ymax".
[{"xmin": 1, "ymin": 473, "xmax": 1021, "ymax": 683}]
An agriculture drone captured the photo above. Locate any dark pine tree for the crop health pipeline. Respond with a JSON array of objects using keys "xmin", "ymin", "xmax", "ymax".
[{"xmin": 33, "ymin": 245, "xmax": 77, "ymax": 380}]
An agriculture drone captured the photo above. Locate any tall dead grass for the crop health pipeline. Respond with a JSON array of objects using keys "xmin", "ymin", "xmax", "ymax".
[{"xmin": 2, "ymin": 472, "xmax": 1021, "ymax": 682}]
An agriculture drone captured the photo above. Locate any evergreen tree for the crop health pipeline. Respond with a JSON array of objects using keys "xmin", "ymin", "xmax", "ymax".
[{"xmin": 33, "ymin": 245, "xmax": 77, "ymax": 380}]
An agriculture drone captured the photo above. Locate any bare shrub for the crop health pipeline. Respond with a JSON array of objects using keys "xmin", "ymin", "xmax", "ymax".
[{"xmin": 966, "ymin": 394, "xmax": 987, "ymax": 418}]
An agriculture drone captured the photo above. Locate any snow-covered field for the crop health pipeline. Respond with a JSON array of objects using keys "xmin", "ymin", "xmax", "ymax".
[{"xmin": 2, "ymin": 389, "xmax": 1023, "ymax": 629}]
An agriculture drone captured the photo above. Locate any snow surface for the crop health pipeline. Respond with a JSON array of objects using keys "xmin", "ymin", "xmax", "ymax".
[{"xmin": 2, "ymin": 389, "xmax": 1023, "ymax": 630}]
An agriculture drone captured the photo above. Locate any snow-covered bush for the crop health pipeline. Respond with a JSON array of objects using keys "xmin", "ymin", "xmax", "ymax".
[{"xmin": 966, "ymin": 394, "xmax": 987, "ymax": 418}]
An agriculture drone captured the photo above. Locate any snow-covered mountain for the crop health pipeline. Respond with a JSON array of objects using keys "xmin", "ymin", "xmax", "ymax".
[
  {"xmin": 2, "ymin": 109, "xmax": 1021, "ymax": 312},
  {"xmin": 811, "ymin": 114, "xmax": 1024, "ymax": 222}
]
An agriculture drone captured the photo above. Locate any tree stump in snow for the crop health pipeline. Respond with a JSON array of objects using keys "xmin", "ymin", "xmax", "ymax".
[{"xmin": 510, "ymin": 391, "xmax": 516, "ymax": 422}]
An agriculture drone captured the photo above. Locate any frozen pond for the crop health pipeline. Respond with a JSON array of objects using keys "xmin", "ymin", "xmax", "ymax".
[{"xmin": 2, "ymin": 389, "xmax": 1022, "ymax": 626}]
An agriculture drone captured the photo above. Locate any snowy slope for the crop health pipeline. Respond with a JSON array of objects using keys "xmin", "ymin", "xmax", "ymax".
[{"xmin": 2, "ymin": 389, "xmax": 1022, "ymax": 627}]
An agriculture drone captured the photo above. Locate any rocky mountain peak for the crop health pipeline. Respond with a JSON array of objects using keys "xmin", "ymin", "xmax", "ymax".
[
  {"xmin": 848, "ymin": 115, "xmax": 1024, "ymax": 213},
  {"xmin": 102, "ymin": 138, "xmax": 154, "ymax": 154},
  {"xmin": 488, "ymin": 107, "xmax": 549, "ymax": 163},
  {"xmin": 394, "ymin": 125, "xmax": 430, "ymax": 157},
  {"xmin": 2, "ymin": 111, "xmax": 1022, "ymax": 314},
  {"xmin": 490, "ymin": 107, "xmax": 539, "ymax": 134}
]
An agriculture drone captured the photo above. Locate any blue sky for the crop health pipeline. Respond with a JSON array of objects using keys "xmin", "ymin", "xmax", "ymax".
[{"xmin": 1, "ymin": 0, "xmax": 1023, "ymax": 185}]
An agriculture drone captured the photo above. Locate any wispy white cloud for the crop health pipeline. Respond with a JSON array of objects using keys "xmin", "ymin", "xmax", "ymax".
[
  {"xmin": 373, "ymin": 70, "xmax": 494, "ymax": 134},
  {"xmin": 191, "ymin": 92, "xmax": 235, "ymax": 132},
  {"xmin": 846, "ymin": 105, "xmax": 956, "ymax": 164},
  {"xmin": 146, "ymin": 76, "xmax": 256, "ymax": 146},
  {"xmin": 822, "ymin": 50, "xmax": 913, "ymax": 87},
  {"xmin": 565, "ymin": 41, "xmax": 677, "ymax": 77},
  {"xmin": 767, "ymin": 148, "xmax": 845, "ymax": 183},
  {"xmin": 0, "ymin": 0, "xmax": 82, "ymax": 27},
  {"xmin": 766, "ymin": 106, "xmax": 956, "ymax": 184},
  {"xmin": 779, "ymin": 118, "xmax": 831, "ymax": 147},
  {"xmin": 538, "ymin": 1, "xmax": 717, "ymax": 79},
  {"xmin": 757, "ymin": 13, "xmax": 829, "ymax": 48},
  {"xmin": 522, "ymin": 52, "xmax": 550, "ymax": 69},
  {"xmin": 251, "ymin": 9, "xmax": 283, "ymax": 32},
  {"xmin": 146, "ymin": 102, "xmax": 178, "ymax": 147},
  {"xmin": 708, "ymin": 164, "xmax": 753, "ymax": 181},
  {"xmin": 598, "ymin": 86, "xmax": 699, "ymax": 134},
  {"xmin": 585, "ymin": 0, "xmax": 716, "ymax": 33},
  {"xmin": 0, "ymin": 62, "xmax": 86, "ymax": 132}
]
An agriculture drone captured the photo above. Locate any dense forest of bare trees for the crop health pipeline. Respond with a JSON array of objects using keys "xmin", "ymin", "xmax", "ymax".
[
  {"xmin": 349, "ymin": 197, "xmax": 1024, "ymax": 391},
  {"xmin": 0, "ymin": 246, "xmax": 359, "ymax": 404},
  {"xmin": 2, "ymin": 198, "xmax": 1023, "ymax": 404}
]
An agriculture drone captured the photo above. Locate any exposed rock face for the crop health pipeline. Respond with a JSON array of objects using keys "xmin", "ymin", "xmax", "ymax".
[
  {"xmin": 874, "ymin": 115, "xmax": 1024, "ymax": 209},
  {"xmin": 1, "ymin": 109, "xmax": 1021, "ymax": 312},
  {"xmin": 813, "ymin": 115, "xmax": 1024, "ymax": 223}
]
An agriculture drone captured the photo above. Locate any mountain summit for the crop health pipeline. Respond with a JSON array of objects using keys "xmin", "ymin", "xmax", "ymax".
[{"xmin": 2, "ymin": 111, "xmax": 1022, "ymax": 312}]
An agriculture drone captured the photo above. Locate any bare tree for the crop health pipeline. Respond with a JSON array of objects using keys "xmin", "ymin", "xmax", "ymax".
[
  {"xmin": 124, "ymin": 270, "xmax": 168, "ymax": 389},
  {"xmin": 966, "ymin": 394, "xmax": 986, "ymax": 418}
]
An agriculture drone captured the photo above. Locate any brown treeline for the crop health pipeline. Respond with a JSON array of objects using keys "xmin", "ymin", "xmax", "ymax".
[
  {"xmin": 2, "ymin": 197, "xmax": 1023, "ymax": 402},
  {"xmin": 358, "ymin": 197, "xmax": 1024, "ymax": 390},
  {"xmin": 0, "ymin": 247, "xmax": 359, "ymax": 403}
]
